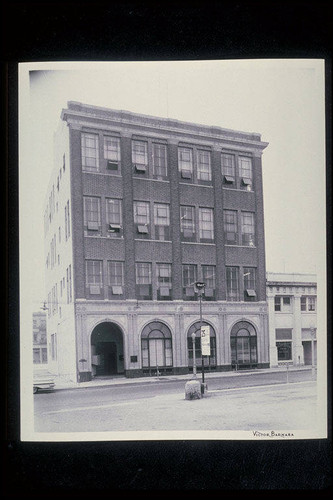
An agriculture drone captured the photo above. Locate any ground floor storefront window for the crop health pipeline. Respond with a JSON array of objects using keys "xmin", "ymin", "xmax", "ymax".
[
  {"xmin": 276, "ymin": 341, "xmax": 292, "ymax": 361},
  {"xmin": 230, "ymin": 321, "xmax": 257, "ymax": 368}
]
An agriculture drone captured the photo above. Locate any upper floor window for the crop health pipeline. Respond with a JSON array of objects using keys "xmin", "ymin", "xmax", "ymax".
[
  {"xmin": 221, "ymin": 153, "xmax": 235, "ymax": 185},
  {"xmin": 239, "ymin": 156, "xmax": 253, "ymax": 190},
  {"xmin": 202, "ymin": 265, "xmax": 216, "ymax": 300},
  {"xmin": 153, "ymin": 143, "xmax": 167, "ymax": 179},
  {"xmin": 198, "ymin": 207, "xmax": 214, "ymax": 242},
  {"xmin": 83, "ymin": 196, "xmax": 101, "ymax": 234},
  {"xmin": 108, "ymin": 261, "xmax": 124, "ymax": 296},
  {"xmin": 182, "ymin": 264, "xmax": 197, "ymax": 300},
  {"xmin": 178, "ymin": 147, "xmax": 193, "ymax": 180},
  {"xmin": 106, "ymin": 198, "xmax": 122, "ymax": 236},
  {"xmin": 104, "ymin": 136, "xmax": 120, "ymax": 170},
  {"xmin": 66, "ymin": 200, "xmax": 70, "ymax": 238},
  {"xmin": 180, "ymin": 205, "xmax": 196, "ymax": 242},
  {"xmin": 301, "ymin": 296, "xmax": 316, "ymax": 312},
  {"xmin": 224, "ymin": 209, "xmax": 238, "ymax": 245},
  {"xmin": 226, "ymin": 266, "xmax": 239, "ymax": 301},
  {"xmin": 135, "ymin": 262, "xmax": 152, "ymax": 300},
  {"xmin": 157, "ymin": 263, "xmax": 172, "ymax": 300},
  {"xmin": 64, "ymin": 205, "xmax": 68, "ymax": 240},
  {"xmin": 134, "ymin": 201, "xmax": 150, "ymax": 237},
  {"xmin": 68, "ymin": 264, "xmax": 72, "ymax": 303},
  {"xmin": 154, "ymin": 203, "xmax": 170, "ymax": 241},
  {"xmin": 197, "ymin": 150, "xmax": 212, "ymax": 183},
  {"xmin": 241, "ymin": 212, "xmax": 255, "ymax": 246},
  {"xmin": 132, "ymin": 140, "xmax": 148, "ymax": 171},
  {"xmin": 275, "ymin": 296, "xmax": 292, "ymax": 312},
  {"xmin": 85, "ymin": 260, "xmax": 103, "ymax": 297},
  {"xmin": 81, "ymin": 133, "xmax": 99, "ymax": 172},
  {"xmin": 243, "ymin": 267, "xmax": 256, "ymax": 301}
]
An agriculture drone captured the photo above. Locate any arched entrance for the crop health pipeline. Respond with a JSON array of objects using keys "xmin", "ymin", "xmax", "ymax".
[
  {"xmin": 91, "ymin": 322, "xmax": 124, "ymax": 376},
  {"xmin": 230, "ymin": 321, "xmax": 257, "ymax": 369},
  {"xmin": 187, "ymin": 321, "xmax": 216, "ymax": 372},
  {"xmin": 141, "ymin": 321, "xmax": 173, "ymax": 375}
]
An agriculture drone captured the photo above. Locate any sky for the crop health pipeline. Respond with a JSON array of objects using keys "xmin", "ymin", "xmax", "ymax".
[{"xmin": 19, "ymin": 59, "xmax": 326, "ymax": 318}]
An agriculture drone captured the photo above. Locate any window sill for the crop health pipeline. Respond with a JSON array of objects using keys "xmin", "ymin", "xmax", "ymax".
[
  {"xmin": 83, "ymin": 171, "xmax": 122, "ymax": 178},
  {"xmin": 181, "ymin": 241, "xmax": 215, "ymax": 246},
  {"xmin": 225, "ymin": 244, "xmax": 256, "ymax": 248},
  {"xmin": 133, "ymin": 177, "xmax": 170, "ymax": 184},
  {"xmin": 134, "ymin": 238, "xmax": 172, "ymax": 243},
  {"xmin": 222, "ymin": 187, "xmax": 254, "ymax": 192},
  {"xmin": 84, "ymin": 235, "xmax": 124, "ymax": 240},
  {"xmin": 179, "ymin": 182, "xmax": 213, "ymax": 188}
]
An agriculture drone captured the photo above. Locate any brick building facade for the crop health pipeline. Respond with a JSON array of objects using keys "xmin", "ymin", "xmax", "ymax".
[{"xmin": 44, "ymin": 101, "xmax": 269, "ymax": 382}]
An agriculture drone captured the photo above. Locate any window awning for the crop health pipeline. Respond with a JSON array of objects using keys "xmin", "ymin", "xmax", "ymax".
[
  {"xmin": 181, "ymin": 169, "xmax": 192, "ymax": 179},
  {"xmin": 134, "ymin": 164, "xmax": 147, "ymax": 173},
  {"xmin": 109, "ymin": 223, "xmax": 121, "ymax": 232},
  {"xmin": 89, "ymin": 285, "xmax": 101, "ymax": 295},
  {"xmin": 87, "ymin": 221, "xmax": 99, "ymax": 231},
  {"xmin": 107, "ymin": 161, "xmax": 118, "ymax": 170}
]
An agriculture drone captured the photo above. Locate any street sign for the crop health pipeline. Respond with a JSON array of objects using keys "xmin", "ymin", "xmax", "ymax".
[{"xmin": 201, "ymin": 325, "xmax": 210, "ymax": 356}]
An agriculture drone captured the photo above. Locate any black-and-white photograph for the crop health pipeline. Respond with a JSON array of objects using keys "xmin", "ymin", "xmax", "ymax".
[{"xmin": 19, "ymin": 60, "xmax": 327, "ymax": 441}]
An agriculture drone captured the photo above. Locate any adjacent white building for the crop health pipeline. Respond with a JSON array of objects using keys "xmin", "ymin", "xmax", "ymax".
[{"xmin": 266, "ymin": 272, "xmax": 317, "ymax": 367}]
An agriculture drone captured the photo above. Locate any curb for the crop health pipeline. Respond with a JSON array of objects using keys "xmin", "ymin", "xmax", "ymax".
[{"xmin": 51, "ymin": 366, "xmax": 314, "ymax": 392}]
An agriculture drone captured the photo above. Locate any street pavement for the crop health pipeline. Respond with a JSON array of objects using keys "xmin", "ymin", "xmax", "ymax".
[{"xmin": 33, "ymin": 367, "xmax": 324, "ymax": 436}]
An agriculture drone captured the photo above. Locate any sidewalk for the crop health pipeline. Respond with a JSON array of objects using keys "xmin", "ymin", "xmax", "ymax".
[{"xmin": 53, "ymin": 365, "xmax": 314, "ymax": 391}]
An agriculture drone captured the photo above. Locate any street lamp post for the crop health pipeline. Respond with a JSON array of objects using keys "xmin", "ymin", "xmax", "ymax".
[{"xmin": 191, "ymin": 332, "xmax": 197, "ymax": 378}]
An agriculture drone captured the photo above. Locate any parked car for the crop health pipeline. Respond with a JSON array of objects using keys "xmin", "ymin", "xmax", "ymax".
[{"xmin": 33, "ymin": 369, "xmax": 55, "ymax": 393}]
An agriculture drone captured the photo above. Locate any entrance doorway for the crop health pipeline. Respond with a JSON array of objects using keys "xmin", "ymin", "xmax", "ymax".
[
  {"xmin": 91, "ymin": 322, "xmax": 124, "ymax": 376},
  {"xmin": 302, "ymin": 340, "xmax": 317, "ymax": 366}
]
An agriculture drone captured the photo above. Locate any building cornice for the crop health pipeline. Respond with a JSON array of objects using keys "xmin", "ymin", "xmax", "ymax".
[
  {"xmin": 61, "ymin": 103, "xmax": 269, "ymax": 153},
  {"xmin": 266, "ymin": 281, "xmax": 317, "ymax": 288}
]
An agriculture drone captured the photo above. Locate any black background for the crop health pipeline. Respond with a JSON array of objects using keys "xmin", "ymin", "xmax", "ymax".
[{"xmin": 2, "ymin": 0, "xmax": 332, "ymax": 495}]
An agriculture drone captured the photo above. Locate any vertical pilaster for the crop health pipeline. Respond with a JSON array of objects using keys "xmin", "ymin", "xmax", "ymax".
[
  {"xmin": 217, "ymin": 311, "xmax": 224, "ymax": 365},
  {"xmin": 69, "ymin": 128, "xmax": 85, "ymax": 298},
  {"xmin": 253, "ymin": 152, "xmax": 266, "ymax": 301},
  {"xmin": 267, "ymin": 293, "xmax": 278, "ymax": 367},
  {"xmin": 212, "ymin": 147, "xmax": 226, "ymax": 300},
  {"xmin": 178, "ymin": 310, "xmax": 186, "ymax": 369},
  {"xmin": 223, "ymin": 312, "xmax": 230, "ymax": 366},
  {"xmin": 169, "ymin": 141, "xmax": 182, "ymax": 299},
  {"xmin": 293, "ymin": 294, "xmax": 304, "ymax": 365},
  {"xmin": 121, "ymin": 135, "xmax": 136, "ymax": 299}
]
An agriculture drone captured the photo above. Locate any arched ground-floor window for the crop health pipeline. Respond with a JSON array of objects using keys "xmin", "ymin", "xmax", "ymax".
[
  {"xmin": 230, "ymin": 321, "xmax": 257, "ymax": 369},
  {"xmin": 187, "ymin": 321, "xmax": 216, "ymax": 372},
  {"xmin": 141, "ymin": 321, "xmax": 173, "ymax": 375}
]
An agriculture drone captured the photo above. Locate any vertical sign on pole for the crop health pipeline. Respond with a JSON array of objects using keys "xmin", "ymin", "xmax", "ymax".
[{"xmin": 201, "ymin": 325, "xmax": 210, "ymax": 356}]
